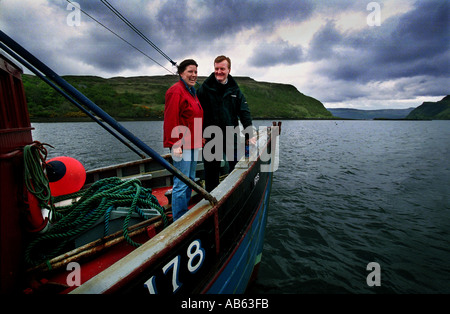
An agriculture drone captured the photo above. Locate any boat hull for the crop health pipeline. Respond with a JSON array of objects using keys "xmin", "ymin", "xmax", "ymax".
[
  {"xmin": 204, "ymin": 172, "xmax": 272, "ymax": 293},
  {"xmin": 71, "ymin": 135, "xmax": 278, "ymax": 294}
]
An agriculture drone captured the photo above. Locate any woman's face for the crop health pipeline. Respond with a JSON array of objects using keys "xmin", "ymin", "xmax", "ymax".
[{"xmin": 180, "ymin": 65, "xmax": 198, "ymax": 88}]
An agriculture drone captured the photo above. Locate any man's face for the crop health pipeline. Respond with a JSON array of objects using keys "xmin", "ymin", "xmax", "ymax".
[{"xmin": 214, "ymin": 60, "xmax": 230, "ymax": 84}]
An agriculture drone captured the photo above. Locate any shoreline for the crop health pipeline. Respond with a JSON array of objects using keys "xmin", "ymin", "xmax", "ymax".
[{"xmin": 30, "ymin": 117, "xmax": 442, "ymax": 123}]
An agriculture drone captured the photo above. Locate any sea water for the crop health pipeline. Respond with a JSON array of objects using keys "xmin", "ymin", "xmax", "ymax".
[{"xmin": 32, "ymin": 120, "xmax": 450, "ymax": 294}]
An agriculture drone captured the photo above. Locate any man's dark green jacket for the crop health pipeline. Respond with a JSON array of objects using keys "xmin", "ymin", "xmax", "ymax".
[{"xmin": 197, "ymin": 73, "xmax": 253, "ymax": 136}]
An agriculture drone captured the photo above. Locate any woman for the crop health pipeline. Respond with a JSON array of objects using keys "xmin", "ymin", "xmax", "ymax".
[{"xmin": 163, "ymin": 59, "xmax": 203, "ymax": 221}]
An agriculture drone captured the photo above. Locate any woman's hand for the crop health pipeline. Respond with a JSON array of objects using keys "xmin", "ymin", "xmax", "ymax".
[{"xmin": 172, "ymin": 147, "xmax": 183, "ymax": 158}]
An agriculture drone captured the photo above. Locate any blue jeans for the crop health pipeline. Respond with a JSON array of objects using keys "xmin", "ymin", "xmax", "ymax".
[{"xmin": 172, "ymin": 149, "xmax": 199, "ymax": 221}]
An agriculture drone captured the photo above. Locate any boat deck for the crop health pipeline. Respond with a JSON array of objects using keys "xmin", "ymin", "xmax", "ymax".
[
  {"xmin": 24, "ymin": 181, "xmax": 206, "ymax": 293},
  {"xmin": 151, "ymin": 186, "xmax": 171, "ymax": 207}
]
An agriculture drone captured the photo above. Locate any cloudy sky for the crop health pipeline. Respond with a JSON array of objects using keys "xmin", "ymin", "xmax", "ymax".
[{"xmin": 1, "ymin": 0, "xmax": 448, "ymax": 109}]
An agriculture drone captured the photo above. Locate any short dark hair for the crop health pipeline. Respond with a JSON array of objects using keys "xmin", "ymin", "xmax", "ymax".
[
  {"xmin": 214, "ymin": 55, "xmax": 231, "ymax": 70},
  {"xmin": 177, "ymin": 59, "xmax": 198, "ymax": 75}
]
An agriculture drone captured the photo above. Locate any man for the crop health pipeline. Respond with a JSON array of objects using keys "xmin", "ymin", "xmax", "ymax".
[{"xmin": 198, "ymin": 55, "xmax": 255, "ymax": 192}]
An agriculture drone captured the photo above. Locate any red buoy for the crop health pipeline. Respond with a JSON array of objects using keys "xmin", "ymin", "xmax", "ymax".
[{"xmin": 47, "ymin": 156, "xmax": 86, "ymax": 196}]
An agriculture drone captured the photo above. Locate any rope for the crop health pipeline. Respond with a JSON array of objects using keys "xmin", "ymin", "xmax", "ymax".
[
  {"xmin": 100, "ymin": 0, "xmax": 177, "ymax": 66},
  {"xmin": 64, "ymin": 0, "xmax": 176, "ymax": 75},
  {"xmin": 23, "ymin": 142, "xmax": 56, "ymax": 218},
  {"xmin": 24, "ymin": 173, "xmax": 168, "ymax": 266}
]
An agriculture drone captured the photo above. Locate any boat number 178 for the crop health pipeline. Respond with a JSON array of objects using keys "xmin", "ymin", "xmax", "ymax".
[{"xmin": 144, "ymin": 239, "xmax": 205, "ymax": 294}]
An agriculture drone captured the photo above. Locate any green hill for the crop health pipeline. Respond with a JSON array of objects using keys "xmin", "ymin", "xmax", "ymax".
[
  {"xmin": 22, "ymin": 74, "xmax": 332, "ymax": 121},
  {"xmin": 406, "ymin": 96, "xmax": 450, "ymax": 120},
  {"xmin": 327, "ymin": 108, "xmax": 415, "ymax": 120}
]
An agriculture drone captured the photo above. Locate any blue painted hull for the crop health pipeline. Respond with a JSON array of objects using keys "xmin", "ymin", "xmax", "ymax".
[{"xmin": 206, "ymin": 173, "xmax": 273, "ymax": 293}]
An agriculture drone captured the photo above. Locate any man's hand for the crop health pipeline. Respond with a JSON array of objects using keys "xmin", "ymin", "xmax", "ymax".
[{"xmin": 248, "ymin": 137, "xmax": 257, "ymax": 145}]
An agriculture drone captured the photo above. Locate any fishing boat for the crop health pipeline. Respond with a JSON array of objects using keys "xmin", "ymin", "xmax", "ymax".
[{"xmin": 0, "ymin": 31, "xmax": 281, "ymax": 294}]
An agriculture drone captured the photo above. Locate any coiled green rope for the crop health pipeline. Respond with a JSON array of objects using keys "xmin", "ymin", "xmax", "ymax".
[
  {"xmin": 23, "ymin": 142, "xmax": 56, "ymax": 218},
  {"xmin": 25, "ymin": 172, "xmax": 168, "ymax": 266}
]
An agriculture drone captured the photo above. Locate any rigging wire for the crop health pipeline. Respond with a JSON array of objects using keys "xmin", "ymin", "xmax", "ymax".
[
  {"xmin": 100, "ymin": 0, "xmax": 177, "ymax": 67},
  {"xmin": 65, "ymin": 0, "xmax": 176, "ymax": 75}
]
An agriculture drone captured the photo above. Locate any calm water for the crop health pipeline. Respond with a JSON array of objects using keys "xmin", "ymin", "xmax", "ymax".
[{"xmin": 31, "ymin": 120, "xmax": 450, "ymax": 294}]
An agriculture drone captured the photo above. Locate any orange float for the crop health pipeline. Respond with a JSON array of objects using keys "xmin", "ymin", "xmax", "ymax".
[{"xmin": 47, "ymin": 156, "xmax": 86, "ymax": 197}]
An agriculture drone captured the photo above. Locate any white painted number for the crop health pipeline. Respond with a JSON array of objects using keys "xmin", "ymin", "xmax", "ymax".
[
  {"xmin": 144, "ymin": 276, "xmax": 157, "ymax": 294},
  {"xmin": 187, "ymin": 240, "xmax": 205, "ymax": 273},
  {"xmin": 144, "ymin": 239, "xmax": 205, "ymax": 294},
  {"xmin": 163, "ymin": 255, "xmax": 182, "ymax": 293}
]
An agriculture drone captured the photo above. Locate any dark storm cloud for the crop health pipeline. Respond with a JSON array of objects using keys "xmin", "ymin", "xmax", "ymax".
[
  {"xmin": 156, "ymin": 0, "xmax": 315, "ymax": 40},
  {"xmin": 53, "ymin": 0, "xmax": 168, "ymax": 73},
  {"xmin": 308, "ymin": 21, "xmax": 343, "ymax": 61},
  {"xmin": 42, "ymin": 0, "xmax": 316, "ymax": 73},
  {"xmin": 308, "ymin": 0, "xmax": 450, "ymax": 83},
  {"xmin": 153, "ymin": 0, "xmax": 316, "ymax": 61},
  {"xmin": 249, "ymin": 39, "xmax": 303, "ymax": 67}
]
